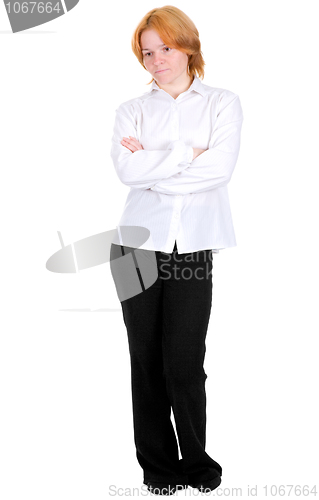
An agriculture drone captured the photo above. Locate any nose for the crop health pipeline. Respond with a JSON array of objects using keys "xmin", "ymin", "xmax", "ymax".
[{"xmin": 153, "ymin": 52, "xmax": 165, "ymax": 65}]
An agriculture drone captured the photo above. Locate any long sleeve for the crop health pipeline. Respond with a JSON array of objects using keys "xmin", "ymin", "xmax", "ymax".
[
  {"xmin": 150, "ymin": 93, "xmax": 243, "ymax": 195},
  {"xmin": 110, "ymin": 104, "xmax": 193, "ymax": 190}
]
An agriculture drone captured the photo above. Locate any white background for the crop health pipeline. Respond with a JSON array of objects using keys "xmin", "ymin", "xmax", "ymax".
[{"xmin": 1, "ymin": 0, "xmax": 318, "ymax": 498}]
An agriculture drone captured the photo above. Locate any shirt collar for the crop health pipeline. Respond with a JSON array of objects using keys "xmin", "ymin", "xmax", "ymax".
[{"xmin": 149, "ymin": 75, "xmax": 207, "ymax": 97}]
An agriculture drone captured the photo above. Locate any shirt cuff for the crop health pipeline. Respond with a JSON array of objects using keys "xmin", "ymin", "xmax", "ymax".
[
  {"xmin": 186, "ymin": 145, "xmax": 193, "ymax": 163},
  {"xmin": 167, "ymin": 140, "xmax": 193, "ymax": 164}
]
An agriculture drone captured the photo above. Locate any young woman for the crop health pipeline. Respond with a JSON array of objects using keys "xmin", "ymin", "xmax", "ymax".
[{"xmin": 109, "ymin": 5, "xmax": 243, "ymax": 496}]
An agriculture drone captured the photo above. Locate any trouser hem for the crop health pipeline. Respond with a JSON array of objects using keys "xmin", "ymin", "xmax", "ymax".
[{"xmin": 143, "ymin": 475, "xmax": 188, "ymax": 485}]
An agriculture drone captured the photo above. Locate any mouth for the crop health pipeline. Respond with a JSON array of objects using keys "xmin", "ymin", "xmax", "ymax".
[{"xmin": 156, "ymin": 69, "xmax": 168, "ymax": 73}]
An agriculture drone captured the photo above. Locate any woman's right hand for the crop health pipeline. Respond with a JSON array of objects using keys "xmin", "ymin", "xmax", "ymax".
[
  {"xmin": 121, "ymin": 136, "xmax": 144, "ymax": 153},
  {"xmin": 192, "ymin": 148, "xmax": 207, "ymax": 160}
]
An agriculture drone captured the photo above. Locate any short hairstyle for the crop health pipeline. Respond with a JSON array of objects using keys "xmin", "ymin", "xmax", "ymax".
[{"xmin": 131, "ymin": 5, "xmax": 205, "ymax": 85}]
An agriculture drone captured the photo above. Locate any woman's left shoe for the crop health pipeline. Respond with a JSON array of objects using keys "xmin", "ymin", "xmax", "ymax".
[{"xmin": 144, "ymin": 482, "xmax": 188, "ymax": 495}]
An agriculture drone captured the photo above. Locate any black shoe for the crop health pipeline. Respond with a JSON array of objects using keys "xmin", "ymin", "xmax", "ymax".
[
  {"xmin": 144, "ymin": 481, "xmax": 188, "ymax": 495},
  {"xmin": 189, "ymin": 474, "xmax": 222, "ymax": 492}
]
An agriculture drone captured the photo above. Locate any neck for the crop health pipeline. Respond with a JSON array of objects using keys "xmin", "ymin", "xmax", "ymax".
[{"xmin": 155, "ymin": 74, "xmax": 194, "ymax": 99}]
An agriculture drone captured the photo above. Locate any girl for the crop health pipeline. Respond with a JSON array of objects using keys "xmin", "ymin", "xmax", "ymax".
[{"xmin": 109, "ymin": 5, "xmax": 243, "ymax": 495}]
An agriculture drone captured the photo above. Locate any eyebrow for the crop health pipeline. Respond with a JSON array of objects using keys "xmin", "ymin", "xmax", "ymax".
[{"xmin": 141, "ymin": 44, "xmax": 166, "ymax": 52}]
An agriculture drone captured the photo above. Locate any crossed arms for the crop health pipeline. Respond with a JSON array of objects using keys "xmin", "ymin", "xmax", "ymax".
[{"xmin": 110, "ymin": 92, "xmax": 243, "ymax": 195}]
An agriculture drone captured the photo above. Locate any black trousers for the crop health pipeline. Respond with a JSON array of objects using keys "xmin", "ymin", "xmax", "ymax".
[{"xmin": 110, "ymin": 240, "xmax": 222, "ymax": 485}]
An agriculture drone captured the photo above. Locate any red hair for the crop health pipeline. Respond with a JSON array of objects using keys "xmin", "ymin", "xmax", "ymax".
[{"xmin": 131, "ymin": 5, "xmax": 205, "ymax": 85}]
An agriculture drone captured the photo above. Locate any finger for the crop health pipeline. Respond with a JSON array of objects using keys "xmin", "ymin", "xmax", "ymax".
[
  {"xmin": 122, "ymin": 142, "xmax": 137, "ymax": 153},
  {"xmin": 121, "ymin": 139, "xmax": 133, "ymax": 147},
  {"xmin": 129, "ymin": 136, "xmax": 142, "ymax": 146},
  {"xmin": 129, "ymin": 137, "xmax": 143, "ymax": 149},
  {"xmin": 123, "ymin": 137, "xmax": 139, "ymax": 149},
  {"xmin": 121, "ymin": 138, "xmax": 141, "ymax": 153}
]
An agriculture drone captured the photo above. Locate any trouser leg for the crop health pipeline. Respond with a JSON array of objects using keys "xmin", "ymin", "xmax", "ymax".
[
  {"xmin": 159, "ymin": 245, "xmax": 222, "ymax": 484},
  {"xmin": 110, "ymin": 243, "xmax": 187, "ymax": 484}
]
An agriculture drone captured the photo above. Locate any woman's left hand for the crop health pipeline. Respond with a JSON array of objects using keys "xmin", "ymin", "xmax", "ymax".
[{"xmin": 121, "ymin": 136, "xmax": 144, "ymax": 153}]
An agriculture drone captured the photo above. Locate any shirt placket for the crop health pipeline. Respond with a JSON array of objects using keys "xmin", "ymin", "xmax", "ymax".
[{"xmin": 165, "ymin": 101, "xmax": 183, "ymax": 251}]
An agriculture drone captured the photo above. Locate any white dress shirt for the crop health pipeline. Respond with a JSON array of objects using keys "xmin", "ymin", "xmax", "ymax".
[{"xmin": 110, "ymin": 75, "xmax": 243, "ymax": 254}]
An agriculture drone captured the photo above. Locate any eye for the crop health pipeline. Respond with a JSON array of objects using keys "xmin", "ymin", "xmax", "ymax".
[{"xmin": 164, "ymin": 47, "xmax": 171, "ymax": 52}]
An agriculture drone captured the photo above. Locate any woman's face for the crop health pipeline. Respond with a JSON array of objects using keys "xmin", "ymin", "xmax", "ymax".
[{"xmin": 140, "ymin": 29, "xmax": 189, "ymax": 86}]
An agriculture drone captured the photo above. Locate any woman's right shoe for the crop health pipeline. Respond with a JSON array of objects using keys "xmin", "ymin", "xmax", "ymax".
[{"xmin": 144, "ymin": 481, "xmax": 188, "ymax": 495}]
